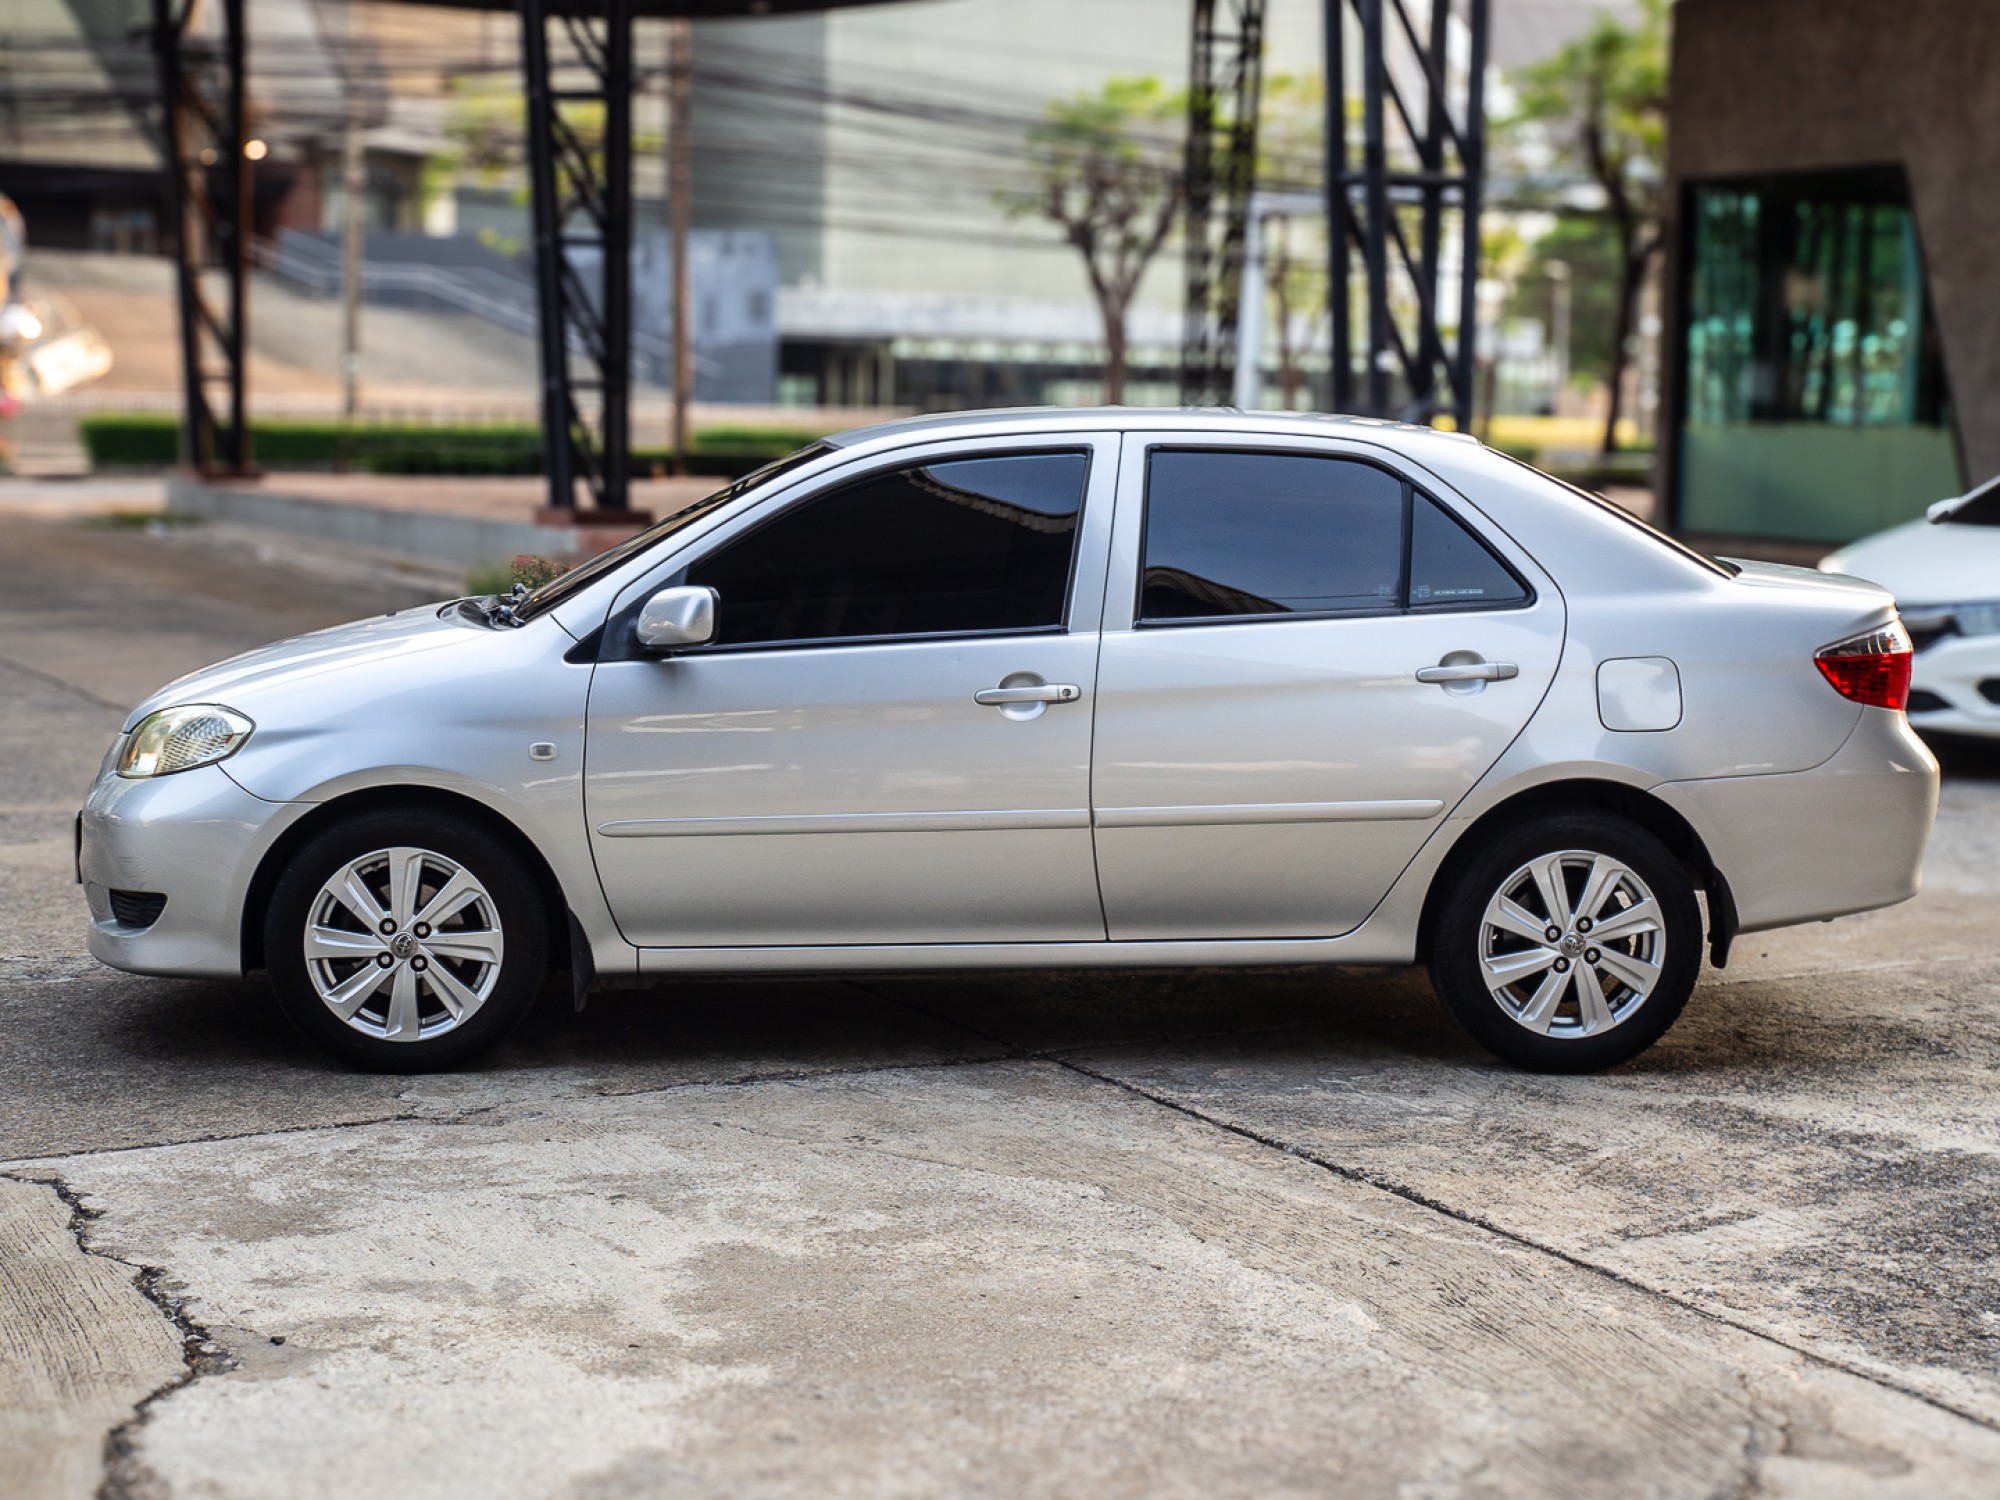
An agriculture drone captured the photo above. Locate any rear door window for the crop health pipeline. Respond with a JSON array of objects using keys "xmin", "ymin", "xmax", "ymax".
[
  {"xmin": 1138, "ymin": 449, "xmax": 1527, "ymax": 624},
  {"xmin": 1140, "ymin": 452, "xmax": 1404, "ymax": 620}
]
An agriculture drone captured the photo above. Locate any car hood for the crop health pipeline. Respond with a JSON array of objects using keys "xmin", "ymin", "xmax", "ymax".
[
  {"xmin": 1820, "ymin": 519, "xmax": 2000, "ymax": 606},
  {"xmin": 123, "ymin": 602, "xmax": 481, "ymax": 731}
]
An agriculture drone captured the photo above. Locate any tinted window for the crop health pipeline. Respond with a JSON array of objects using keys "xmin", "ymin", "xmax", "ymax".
[
  {"xmin": 1141, "ymin": 452, "xmax": 1404, "ymax": 620},
  {"xmin": 1409, "ymin": 493, "xmax": 1528, "ymax": 608},
  {"xmin": 688, "ymin": 452, "xmax": 1087, "ymax": 646}
]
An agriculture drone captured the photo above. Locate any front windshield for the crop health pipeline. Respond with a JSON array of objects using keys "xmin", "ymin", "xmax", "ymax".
[{"xmin": 515, "ymin": 443, "xmax": 835, "ymax": 620}]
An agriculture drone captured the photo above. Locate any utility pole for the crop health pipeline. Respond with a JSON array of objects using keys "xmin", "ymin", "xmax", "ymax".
[
  {"xmin": 666, "ymin": 17, "xmax": 693, "ymax": 475},
  {"xmin": 339, "ymin": 9, "xmax": 365, "ymax": 420}
]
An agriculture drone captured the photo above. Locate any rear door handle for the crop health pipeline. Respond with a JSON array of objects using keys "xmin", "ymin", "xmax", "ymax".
[
  {"xmin": 1416, "ymin": 661, "xmax": 1518, "ymax": 684},
  {"xmin": 974, "ymin": 683, "xmax": 1082, "ymax": 706}
]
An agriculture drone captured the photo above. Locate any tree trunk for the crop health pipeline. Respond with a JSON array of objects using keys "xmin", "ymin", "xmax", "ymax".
[
  {"xmin": 1600, "ymin": 241, "xmax": 1648, "ymax": 458},
  {"xmin": 1101, "ymin": 299, "xmax": 1128, "ymax": 405},
  {"xmin": 1270, "ymin": 226, "xmax": 1300, "ymax": 410}
]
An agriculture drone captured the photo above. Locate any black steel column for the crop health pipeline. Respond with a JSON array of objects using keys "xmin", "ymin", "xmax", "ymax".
[
  {"xmin": 1180, "ymin": 0, "xmax": 1266, "ymax": 407},
  {"xmin": 1324, "ymin": 1, "xmax": 1349, "ymax": 412},
  {"xmin": 518, "ymin": 0, "xmax": 637, "ymax": 515},
  {"xmin": 152, "ymin": 0, "xmax": 250, "ymax": 474},
  {"xmin": 1324, "ymin": 0, "xmax": 1488, "ymax": 427}
]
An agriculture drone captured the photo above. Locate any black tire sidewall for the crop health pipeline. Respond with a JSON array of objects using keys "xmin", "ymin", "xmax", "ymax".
[
  {"xmin": 265, "ymin": 809, "xmax": 548, "ymax": 1072},
  {"xmin": 1429, "ymin": 812, "xmax": 1702, "ymax": 1073}
]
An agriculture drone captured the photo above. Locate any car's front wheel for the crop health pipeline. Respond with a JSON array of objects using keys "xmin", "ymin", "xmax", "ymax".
[
  {"xmin": 265, "ymin": 809, "xmax": 548, "ymax": 1072},
  {"xmin": 1428, "ymin": 812, "xmax": 1703, "ymax": 1072}
]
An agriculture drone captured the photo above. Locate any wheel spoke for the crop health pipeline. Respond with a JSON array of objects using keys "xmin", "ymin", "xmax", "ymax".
[
  {"xmin": 1481, "ymin": 946, "xmax": 1560, "ymax": 985},
  {"xmin": 415, "ymin": 868, "xmax": 482, "ymax": 929},
  {"xmin": 425, "ymin": 962, "xmax": 484, "ymax": 1021},
  {"xmin": 1573, "ymin": 856, "xmax": 1621, "ymax": 925},
  {"xmin": 1592, "ymin": 945, "xmax": 1660, "ymax": 996},
  {"xmin": 1529, "ymin": 854, "xmax": 1572, "ymax": 928},
  {"xmin": 383, "ymin": 967, "xmax": 422, "ymax": 1041},
  {"xmin": 422, "ymin": 929, "xmax": 503, "ymax": 967},
  {"xmin": 332, "ymin": 869, "xmax": 388, "ymax": 930},
  {"xmin": 321, "ymin": 962, "xmax": 387, "ymax": 1021},
  {"xmin": 1487, "ymin": 896, "xmax": 1552, "ymax": 945},
  {"xmin": 1589, "ymin": 898, "xmax": 1660, "ymax": 942},
  {"xmin": 1573, "ymin": 965, "xmax": 1615, "ymax": 1033},
  {"xmin": 389, "ymin": 848, "xmax": 426, "ymax": 928},
  {"xmin": 1515, "ymin": 968, "xmax": 1569, "ymax": 1033},
  {"xmin": 305, "ymin": 925, "xmax": 384, "ymax": 962}
]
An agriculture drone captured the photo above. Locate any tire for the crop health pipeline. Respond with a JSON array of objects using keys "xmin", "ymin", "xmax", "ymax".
[
  {"xmin": 1427, "ymin": 811, "xmax": 1703, "ymax": 1072},
  {"xmin": 265, "ymin": 808, "xmax": 549, "ymax": 1072}
]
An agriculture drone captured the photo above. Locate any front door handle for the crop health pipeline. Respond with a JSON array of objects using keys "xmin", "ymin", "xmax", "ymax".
[
  {"xmin": 1416, "ymin": 660, "xmax": 1519, "ymax": 684},
  {"xmin": 974, "ymin": 683, "xmax": 1082, "ymax": 706}
]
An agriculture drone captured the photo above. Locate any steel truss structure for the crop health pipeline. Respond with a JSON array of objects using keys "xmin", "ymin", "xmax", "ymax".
[
  {"xmin": 519, "ymin": 0, "xmax": 636, "ymax": 514},
  {"xmin": 1325, "ymin": 0, "xmax": 1489, "ymax": 425},
  {"xmin": 151, "ymin": 0, "xmax": 250, "ymax": 474},
  {"xmin": 1180, "ymin": 0, "xmax": 1267, "ymax": 408}
]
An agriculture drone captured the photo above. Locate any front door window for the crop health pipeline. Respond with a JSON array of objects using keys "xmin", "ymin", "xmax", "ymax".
[{"xmin": 686, "ymin": 452, "xmax": 1089, "ymax": 647}]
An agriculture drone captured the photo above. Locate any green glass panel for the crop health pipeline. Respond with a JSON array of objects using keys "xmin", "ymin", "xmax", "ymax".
[{"xmin": 1677, "ymin": 167, "xmax": 1959, "ymax": 540}]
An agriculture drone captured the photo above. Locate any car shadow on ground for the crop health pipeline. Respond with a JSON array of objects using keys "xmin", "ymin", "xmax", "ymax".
[
  {"xmin": 8, "ymin": 941, "xmax": 1934, "ymax": 1164},
  {"xmin": 1928, "ymin": 732, "xmax": 2000, "ymax": 782}
]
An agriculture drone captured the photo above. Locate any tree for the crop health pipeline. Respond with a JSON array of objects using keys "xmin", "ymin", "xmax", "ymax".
[
  {"xmin": 1000, "ymin": 77, "xmax": 1184, "ymax": 405},
  {"xmin": 1255, "ymin": 73, "xmax": 1327, "ymax": 410},
  {"xmin": 1507, "ymin": 0, "xmax": 1668, "ymax": 455}
]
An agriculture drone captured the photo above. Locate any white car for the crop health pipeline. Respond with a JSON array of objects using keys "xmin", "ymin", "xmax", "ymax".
[
  {"xmin": 1821, "ymin": 478, "xmax": 2000, "ymax": 739},
  {"xmin": 80, "ymin": 409, "xmax": 1939, "ymax": 1074}
]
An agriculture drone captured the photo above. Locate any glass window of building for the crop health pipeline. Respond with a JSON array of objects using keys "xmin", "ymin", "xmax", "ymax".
[{"xmin": 1678, "ymin": 166, "xmax": 1961, "ymax": 541}]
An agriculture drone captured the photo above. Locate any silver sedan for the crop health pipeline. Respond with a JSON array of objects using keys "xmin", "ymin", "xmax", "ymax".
[{"xmin": 80, "ymin": 409, "xmax": 1938, "ymax": 1072}]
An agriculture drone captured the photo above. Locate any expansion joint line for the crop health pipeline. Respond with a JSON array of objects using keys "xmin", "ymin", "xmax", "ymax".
[
  {"xmin": 1046, "ymin": 1058, "xmax": 2000, "ymax": 1436},
  {"xmin": 0, "ymin": 1168, "xmax": 236, "ymax": 1500},
  {"xmin": 0, "ymin": 650, "xmax": 129, "ymax": 713}
]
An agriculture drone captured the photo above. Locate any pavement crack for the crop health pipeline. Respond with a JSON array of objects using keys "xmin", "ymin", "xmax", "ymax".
[
  {"xmin": 0, "ymin": 650, "xmax": 128, "ymax": 714},
  {"xmin": 0, "ymin": 1168, "xmax": 235, "ymax": 1500},
  {"xmin": 1048, "ymin": 1056, "xmax": 2000, "ymax": 1437}
]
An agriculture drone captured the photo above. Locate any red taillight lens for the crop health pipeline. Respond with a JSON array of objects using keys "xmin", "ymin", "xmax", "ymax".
[{"xmin": 1814, "ymin": 620, "xmax": 1914, "ymax": 710}]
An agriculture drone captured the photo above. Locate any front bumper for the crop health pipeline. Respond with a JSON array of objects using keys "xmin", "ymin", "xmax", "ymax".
[
  {"xmin": 1653, "ymin": 707, "xmax": 1940, "ymax": 935},
  {"xmin": 1905, "ymin": 633, "xmax": 2000, "ymax": 739},
  {"xmin": 80, "ymin": 763, "xmax": 309, "ymax": 978}
]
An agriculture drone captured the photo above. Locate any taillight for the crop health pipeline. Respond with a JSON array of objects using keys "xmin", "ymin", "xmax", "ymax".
[{"xmin": 1815, "ymin": 620, "xmax": 1914, "ymax": 710}]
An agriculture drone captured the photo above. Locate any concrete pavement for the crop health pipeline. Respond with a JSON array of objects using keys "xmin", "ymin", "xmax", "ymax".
[{"xmin": 3, "ymin": 501, "xmax": 1999, "ymax": 1497}]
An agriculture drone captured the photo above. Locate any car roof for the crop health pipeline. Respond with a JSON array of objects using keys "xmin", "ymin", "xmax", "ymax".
[{"xmin": 823, "ymin": 406, "xmax": 1486, "ymax": 452}]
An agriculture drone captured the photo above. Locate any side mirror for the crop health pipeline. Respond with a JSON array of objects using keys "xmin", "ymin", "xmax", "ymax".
[{"xmin": 635, "ymin": 585, "xmax": 718, "ymax": 653}]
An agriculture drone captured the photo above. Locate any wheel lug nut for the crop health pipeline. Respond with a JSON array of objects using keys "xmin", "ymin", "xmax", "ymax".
[
  {"xmin": 1554, "ymin": 958, "xmax": 1570, "ymax": 973},
  {"xmin": 1585, "ymin": 948, "xmax": 1600, "ymax": 964},
  {"xmin": 411, "ymin": 956, "xmax": 428, "ymax": 972},
  {"xmin": 379, "ymin": 918, "xmax": 396, "ymax": 936},
  {"xmin": 1545, "ymin": 927, "xmax": 1561, "ymax": 943},
  {"xmin": 414, "ymin": 923, "xmax": 430, "ymax": 939},
  {"xmin": 1577, "ymin": 918, "xmax": 1593, "ymax": 933},
  {"xmin": 376, "ymin": 952, "xmax": 394, "ymax": 968}
]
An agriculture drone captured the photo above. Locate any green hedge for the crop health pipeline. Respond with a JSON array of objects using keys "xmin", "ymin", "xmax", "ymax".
[{"xmin": 77, "ymin": 414, "xmax": 827, "ymax": 480}]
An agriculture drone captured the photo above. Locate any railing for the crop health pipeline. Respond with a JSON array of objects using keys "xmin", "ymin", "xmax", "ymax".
[{"xmin": 250, "ymin": 237, "xmax": 679, "ymax": 376}]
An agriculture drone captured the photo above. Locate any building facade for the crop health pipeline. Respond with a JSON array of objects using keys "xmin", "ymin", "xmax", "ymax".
[{"xmin": 1662, "ymin": 0, "xmax": 1997, "ymax": 543}]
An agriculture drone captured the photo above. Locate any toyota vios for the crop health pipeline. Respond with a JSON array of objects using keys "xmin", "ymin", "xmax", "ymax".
[{"xmin": 81, "ymin": 410, "xmax": 1938, "ymax": 1072}]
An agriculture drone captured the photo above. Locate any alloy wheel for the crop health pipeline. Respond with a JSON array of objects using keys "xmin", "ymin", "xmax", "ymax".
[
  {"xmin": 1477, "ymin": 848, "xmax": 1665, "ymax": 1038},
  {"xmin": 303, "ymin": 846, "xmax": 505, "ymax": 1042}
]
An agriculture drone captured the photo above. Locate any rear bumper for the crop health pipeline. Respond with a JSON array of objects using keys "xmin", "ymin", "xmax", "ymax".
[
  {"xmin": 80, "ymin": 764, "xmax": 307, "ymax": 978},
  {"xmin": 1653, "ymin": 708, "xmax": 1939, "ymax": 934}
]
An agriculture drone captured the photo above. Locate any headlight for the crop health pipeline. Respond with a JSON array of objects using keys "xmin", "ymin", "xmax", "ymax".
[{"xmin": 117, "ymin": 705, "xmax": 254, "ymax": 778}]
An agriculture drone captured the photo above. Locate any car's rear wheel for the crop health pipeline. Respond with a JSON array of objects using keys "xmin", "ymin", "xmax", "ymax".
[
  {"xmin": 1428, "ymin": 812, "xmax": 1702, "ymax": 1072},
  {"xmin": 266, "ymin": 809, "xmax": 547, "ymax": 1072}
]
